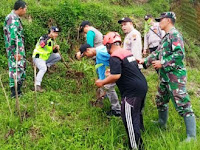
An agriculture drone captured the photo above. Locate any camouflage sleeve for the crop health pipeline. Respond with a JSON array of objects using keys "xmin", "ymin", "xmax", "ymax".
[
  {"xmin": 144, "ymin": 49, "xmax": 160, "ymax": 68},
  {"xmin": 9, "ymin": 23, "xmax": 18, "ymax": 46},
  {"xmin": 161, "ymin": 33, "xmax": 185, "ymax": 72}
]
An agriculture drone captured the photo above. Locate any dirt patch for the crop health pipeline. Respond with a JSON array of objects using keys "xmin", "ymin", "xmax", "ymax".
[
  {"xmin": 90, "ymin": 98, "xmax": 104, "ymax": 108},
  {"xmin": 50, "ymin": 107, "xmax": 55, "ymax": 117},
  {"xmin": 59, "ymin": 115, "xmax": 67, "ymax": 120},
  {"xmin": 27, "ymin": 57, "xmax": 33, "ymax": 65},
  {"xmin": 90, "ymin": 88, "xmax": 107, "ymax": 108},
  {"xmin": 22, "ymin": 111, "xmax": 31, "ymax": 121},
  {"xmin": 74, "ymin": 71, "xmax": 84, "ymax": 78},
  {"xmin": 66, "ymin": 70, "xmax": 84, "ymax": 79},
  {"xmin": 29, "ymin": 127, "xmax": 40, "ymax": 141},
  {"xmin": 48, "ymin": 65, "xmax": 59, "ymax": 73},
  {"xmin": 4, "ymin": 129, "xmax": 15, "ymax": 139},
  {"xmin": 196, "ymin": 88, "xmax": 200, "ymax": 96},
  {"xmin": 96, "ymin": 88, "xmax": 106, "ymax": 99},
  {"xmin": 186, "ymin": 57, "xmax": 197, "ymax": 68},
  {"xmin": 47, "ymin": 18, "xmax": 56, "ymax": 27},
  {"xmin": 46, "ymin": 64, "xmax": 64, "ymax": 74},
  {"xmin": 135, "ymin": 0, "xmax": 149, "ymax": 3}
]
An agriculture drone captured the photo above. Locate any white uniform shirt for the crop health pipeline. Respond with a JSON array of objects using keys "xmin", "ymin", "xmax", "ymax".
[
  {"xmin": 144, "ymin": 22, "xmax": 165, "ymax": 50},
  {"xmin": 123, "ymin": 28, "xmax": 143, "ymax": 68}
]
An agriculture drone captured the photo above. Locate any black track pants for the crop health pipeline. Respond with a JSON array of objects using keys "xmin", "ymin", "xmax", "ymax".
[{"xmin": 121, "ymin": 97, "xmax": 145, "ymax": 150}]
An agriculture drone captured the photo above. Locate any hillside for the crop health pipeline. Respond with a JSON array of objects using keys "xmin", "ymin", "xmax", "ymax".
[{"xmin": 0, "ymin": 0, "xmax": 199, "ymax": 150}]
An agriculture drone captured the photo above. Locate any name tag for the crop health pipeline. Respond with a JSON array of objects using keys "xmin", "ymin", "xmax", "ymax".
[{"xmin": 127, "ymin": 56, "xmax": 135, "ymax": 62}]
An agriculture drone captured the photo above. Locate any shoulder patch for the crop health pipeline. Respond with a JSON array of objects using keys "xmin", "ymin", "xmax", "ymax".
[
  {"xmin": 132, "ymin": 34, "xmax": 137, "ymax": 40},
  {"xmin": 172, "ymin": 41, "xmax": 180, "ymax": 46}
]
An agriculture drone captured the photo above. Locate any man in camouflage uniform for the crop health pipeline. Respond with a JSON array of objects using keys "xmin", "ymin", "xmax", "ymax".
[
  {"xmin": 3, "ymin": 0, "xmax": 27, "ymax": 98},
  {"xmin": 138, "ymin": 12, "xmax": 196, "ymax": 141}
]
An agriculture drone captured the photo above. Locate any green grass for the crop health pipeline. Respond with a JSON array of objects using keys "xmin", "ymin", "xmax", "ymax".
[
  {"xmin": 0, "ymin": 60, "xmax": 199, "ymax": 150},
  {"xmin": 0, "ymin": 0, "xmax": 199, "ymax": 149}
]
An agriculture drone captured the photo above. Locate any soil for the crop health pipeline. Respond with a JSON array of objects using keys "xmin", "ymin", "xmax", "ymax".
[
  {"xmin": 4, "ymin": 129, "xmax": 15, "ymax": 139},
  {"xmin": 29, "ymin": 127, "xmax": 40, "ymax": 141},
  {"xmin": 90, "ymin": 98, "xmax": 104, "ymax": 108},
  {"xmin": 22, "ymin": 111, "xmax": 31, "ymax": 121},
  {"xmin": 66, "ymin": 70, "xmax": 84, "ymax": 79}
]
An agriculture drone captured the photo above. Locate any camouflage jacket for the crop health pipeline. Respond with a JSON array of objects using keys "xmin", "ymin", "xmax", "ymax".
[
  {"xmin": 3, "ymin": 10, "xmax": 25, "ymax": 59},
  {"xmin": 144, "ymin": 27, "xmax": 187, "ymax": 83}
]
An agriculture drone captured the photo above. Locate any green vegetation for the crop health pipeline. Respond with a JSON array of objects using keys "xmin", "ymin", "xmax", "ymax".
[
  {"xmin": 0, "ymin": 0, "xmax": 199, "ymax": 149},
  {"xmin": 0, "ymin": 0, "xmax": 171, "ymax": 68},
  {"xmin": 171, "ymin": 0, "xmax": 200, "ymax": 67},
  {"xmin": 0, "ymin": 62, "xmax": 199, "ymax": 149}
]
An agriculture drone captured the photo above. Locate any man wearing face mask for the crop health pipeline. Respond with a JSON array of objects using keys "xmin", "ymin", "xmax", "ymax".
[
  {"xmin": 3, "ymin": 0, "xmax": 27, "ymax": 98},
  {"xmin": 118, "ymin": 17, "xmax": 143, "ymax": 68},
  {"xmin": 32, "ymin": 26, "xmax": 61, "ymax": 92}
]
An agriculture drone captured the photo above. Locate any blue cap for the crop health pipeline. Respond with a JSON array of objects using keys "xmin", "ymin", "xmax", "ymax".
[{"xmin": 50, "ymin": 26, "xmax": 60, "ymax": 32}]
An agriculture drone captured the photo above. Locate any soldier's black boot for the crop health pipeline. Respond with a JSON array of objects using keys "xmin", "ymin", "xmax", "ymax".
[
  {"xmin": 155, "ymin": 110, "xmax": 168, "ymax": 129},
  {"xmin": 10, "ymin": 87, "xmax": 16, "ymax": 98},
  {"xmin": 184, "ymin": 115, "xmax": 196, "ymax": 142},
  {"xmin": 17, "ymin": 82, "xmax": 23, "ymax": 96}
]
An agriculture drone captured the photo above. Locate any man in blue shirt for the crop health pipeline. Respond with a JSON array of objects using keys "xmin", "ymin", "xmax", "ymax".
[{"xmin": 78, "ymin": 43, "xmax": 121, "ymax": 116}]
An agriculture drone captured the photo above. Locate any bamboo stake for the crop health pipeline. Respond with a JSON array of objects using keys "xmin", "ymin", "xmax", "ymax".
[
  {"xmin": 14, "ymin": 37, "xmax": 22, "ymax": 123},
  {"xmin": 0, "ymin": 75, "xmax": 12, "ymax": 116},
  {"xmin": 54, "ymin": 39, "xmax": 71, "ymax": 68},
  {"xmin": 57, "ymin": 49, "xmax": 70, "ymax": 69},
  {"xmin": 34, "ymin": 64, "xmax": 37, "ymax": 115},
  {"xmin": 14, "ymin": 75, "xmax": 22, "ymax": 123}
]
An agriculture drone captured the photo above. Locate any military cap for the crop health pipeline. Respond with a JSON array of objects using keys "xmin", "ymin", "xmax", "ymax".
[{"xmin": 155, "ymin": 12, "xmax": 176, "ymax": 22}]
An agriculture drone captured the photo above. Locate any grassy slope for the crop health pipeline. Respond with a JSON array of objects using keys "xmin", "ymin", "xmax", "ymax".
[
  {"xmin": 0, "ymin": 60, "xmax": 199, "ymax": 150},
  {"xmin": 0, "ymin": 0, "xmax": 199, "ymax": 150}
]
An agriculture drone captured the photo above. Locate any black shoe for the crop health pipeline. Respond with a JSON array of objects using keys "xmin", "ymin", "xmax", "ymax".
[
  {"xmin": 106, "ymin": 110, "xmax": 121, "ymax": 117},
  {"xmin": 10, "ymin": 87, "xmax": 23, "ymax": 98},
  {"xmin": 10, "ymin": 87, "xmax": 16, "ymax": 98},
  {"xmin": 11, "ymin": 92, "xmax": 23, "ymax": 98},
  {"xmin": 17, "ymin": 83, "xmax": 22, "ymax": 95}
]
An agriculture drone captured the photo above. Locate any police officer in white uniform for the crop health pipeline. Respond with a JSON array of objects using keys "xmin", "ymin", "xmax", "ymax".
[
  {"xmin": 118, "ymin": 17, "xmax": 143, "ymax": 68},
  {"xmin": 143, "ymin": 14, "xmax": 165, "ymax": 54}
]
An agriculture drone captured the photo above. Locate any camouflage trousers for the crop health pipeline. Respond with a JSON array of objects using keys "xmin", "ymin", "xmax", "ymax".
[
  {"xmin": 8, "ymin": 57, "xmax": 26, "ymax": 87},
  {"xmin": 156, "ymin": 81, "xmax": 194, "ymax": 117}
]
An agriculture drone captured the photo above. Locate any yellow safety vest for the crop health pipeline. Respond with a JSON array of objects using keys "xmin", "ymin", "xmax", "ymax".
[{"xmin": 32, "ymin": 37, "xmax": 54, "ymax": 61}]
